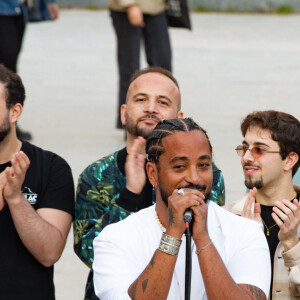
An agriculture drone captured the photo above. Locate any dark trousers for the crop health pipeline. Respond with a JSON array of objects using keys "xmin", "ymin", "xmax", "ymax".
[
  {"xmin": 0, "ymin": 14, "xmax": 26, "ymax": 73},
  {"xmin": 110, "ymin": 10, "xmax": 172, "ymax": 128}
]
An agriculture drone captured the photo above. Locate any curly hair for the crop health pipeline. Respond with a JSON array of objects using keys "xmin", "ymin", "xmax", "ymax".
[{"xmin": 241, "ymin": 110, "xmax": 300, "ymax": 176}]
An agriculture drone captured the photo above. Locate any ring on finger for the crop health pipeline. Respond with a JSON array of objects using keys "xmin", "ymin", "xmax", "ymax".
[{"xmin": 177, "ymin": 188, "xmax": 184, "ymax": 195}]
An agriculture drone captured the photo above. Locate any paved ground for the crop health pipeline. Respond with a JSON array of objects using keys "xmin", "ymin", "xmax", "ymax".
[{"xmin": 18, "ymin": 9, "xmax": 300, "ymax": 299}]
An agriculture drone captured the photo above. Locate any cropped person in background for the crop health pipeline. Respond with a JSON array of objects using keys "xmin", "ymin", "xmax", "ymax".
[
  {"xmin": 108, "ymin": 0, "xmax": 172, "ymax": 129},
  {"xmin": 226, "ymin": 110, "xmax": 300, "ymax": 299},
  {"xmin": 0, "ymin": 64, "xmax": 74, "ymax": 299},
  {"xmin": 0, "ymin": 0, "xmax": 59, "ymax": 140}
]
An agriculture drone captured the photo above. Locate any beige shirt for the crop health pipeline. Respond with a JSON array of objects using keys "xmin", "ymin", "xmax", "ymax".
[
  {"xmin": 107, "ymin": 0, "xmax": 165, "ymax": 15},
  {"xmin": 224, "ymin": 185, "xmax": 300, "ymax": 300}
]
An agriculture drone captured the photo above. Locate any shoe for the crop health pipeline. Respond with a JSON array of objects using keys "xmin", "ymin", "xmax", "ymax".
[{"xmin": 16, "ymin": 126, "xmax": 32, "ymax": 141}]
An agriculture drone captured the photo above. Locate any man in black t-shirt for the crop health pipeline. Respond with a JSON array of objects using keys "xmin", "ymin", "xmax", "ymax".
[
  {"xmin": 0, "ymin": 64, "xmax": 74, "ymax": 299},
  {"xmin": 226, "ymin": 110, "xmax": 300, "ymax": 299}
]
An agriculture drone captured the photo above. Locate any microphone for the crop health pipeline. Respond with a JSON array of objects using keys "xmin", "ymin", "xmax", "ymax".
[{"xmin": 184, "ymin": 208, "xmax": 193, "ymax": 224}]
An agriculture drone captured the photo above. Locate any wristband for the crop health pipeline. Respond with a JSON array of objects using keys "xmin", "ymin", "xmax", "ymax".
[{"xmin": 158, "ymin": 232, "xmax": 182, "ymax": 256}]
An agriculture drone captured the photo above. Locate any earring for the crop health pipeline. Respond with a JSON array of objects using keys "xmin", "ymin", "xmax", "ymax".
[{"xmin": 153, "ymin": 185, "xmax": 156, "ymax": 191}]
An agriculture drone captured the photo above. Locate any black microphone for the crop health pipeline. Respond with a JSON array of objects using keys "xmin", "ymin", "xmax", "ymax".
[{"xmin": 184, "ymin": 208, "xmax": 193, "ymax": 224}]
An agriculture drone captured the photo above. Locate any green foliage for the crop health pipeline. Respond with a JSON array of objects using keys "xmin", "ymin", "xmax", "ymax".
[
  {"xmin": 276, "ymin": 5, "xmax": 293, "ymax": 14},
  {"xmin": 195, "ymin": 5, "xmax": 211, "ymax": 12},
  {"xmin": 85, "ymin": 5, "xmax": 100, "ymax": 10},
  {"xmin": 73, "ymin": 220, "xmax": 89, "ymax": 245}
]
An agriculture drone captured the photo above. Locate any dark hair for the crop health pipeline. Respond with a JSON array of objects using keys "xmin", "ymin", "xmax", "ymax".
[
  {"xmin": 129, "ymin": 66, "xmax": 181, "ymax": 109},
  {"xmin": 241, "ymin": 110, "xmax": 300, "ymax": 176},
  {"xmin": 0, "ymin": 64, "xmax": 25, "ymax": 108},
  {"xmin": 146, "ymin": 118, "xmax": 212, "ymax": 164}
]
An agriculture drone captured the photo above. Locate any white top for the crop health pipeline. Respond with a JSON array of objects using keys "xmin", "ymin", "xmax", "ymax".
[{"xmin": 93, "ymin": 202, "xmax": 271, "ymax": 299}]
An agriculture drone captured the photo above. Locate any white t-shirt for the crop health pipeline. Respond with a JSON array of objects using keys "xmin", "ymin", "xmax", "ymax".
[{"xmin": 93, "ymin": 202, "xmax": 271, "ymax": 299}]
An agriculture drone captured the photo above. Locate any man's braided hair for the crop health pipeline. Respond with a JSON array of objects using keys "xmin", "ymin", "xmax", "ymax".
[{"xmin": 146, "ymin": 118, "xmax": 212, "ymax": 164}]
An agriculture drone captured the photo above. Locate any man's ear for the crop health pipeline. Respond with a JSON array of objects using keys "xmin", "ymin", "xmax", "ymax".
[
  {"xmin": 146, "ymin": 161, "xmax": 158, "ymax": 188},
  {"xmin": 120, "ymin": 104, "xmax": 126, "ymax": 126},
  {"xmin": 10, "ymin": 103, "xmax": 22, "ymax": 123},
  {"xmin": 177, "ymin": 110, "xmax": 183, "ymax": 119},
  {"xmin": 283, "ymin": 152, "xmax": 298, "ymax": 172}
]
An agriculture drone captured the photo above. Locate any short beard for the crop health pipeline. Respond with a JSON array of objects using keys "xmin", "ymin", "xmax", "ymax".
[
  {"xmin": 125, "ymin": 114, "xmax": 160, "ymax": 139},
  {"xmin": 0, "ymin": 113, "xmax": 11, "ymax": 143},
  {"xmin": 159, "ymin": 183, "xmax": 211, "ymax": 207},
  {"xmin": 244, "ymin": 177, "xmax": 263, "ymax": 190}
]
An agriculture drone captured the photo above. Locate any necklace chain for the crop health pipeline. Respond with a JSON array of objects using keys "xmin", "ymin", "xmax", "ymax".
[
  {"xmin": 261, "ymin": 218, "xmax": 277, "ymax": 236},
  {"xmin": 260, "ymin": 193, "xmax": 299, "ymax": 236},
  {"xmin": 154, "ymin": 210, "xmax": 166, "ymax": 232}
]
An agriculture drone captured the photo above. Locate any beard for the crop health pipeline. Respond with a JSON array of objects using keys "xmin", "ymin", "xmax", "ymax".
[
  {"xmin": 159, "ymin": 182, "xmax": 211, "ymax": 207},
  {"xmin": 244, "ymin": 176, "xmax": 263, "ymax": 189},
  {"xmin": 125, "ymin": 113, "xmax": 160, "ymax": 139},
  {"xmin": 243, "ymin": 163, "xmax": 264, "ymax": 190},
  {"xmin": 0, "ymin": 112, "xmax": 11, "ymax": 143}
]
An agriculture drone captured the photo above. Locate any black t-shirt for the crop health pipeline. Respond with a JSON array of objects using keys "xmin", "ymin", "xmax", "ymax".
[
  {"xmin": 0, "ymin": 141, "xmax": 74, "ymax": 300},
  {"xmin": 260, "ymin": 193, "xmax": 300, "ymax": 300}
]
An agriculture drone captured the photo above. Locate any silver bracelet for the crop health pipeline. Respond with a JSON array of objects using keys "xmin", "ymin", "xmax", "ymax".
[
  {"xmin": 161, "ymin": 232, "xmax": 182, "ymax": 247},
  {"xmin": 158, "ymin": 233, "xmax": 182, "ymax": 256},
  {"xmin": 195, "ymin": 240, "xmax": 212, "ymax": 255}
]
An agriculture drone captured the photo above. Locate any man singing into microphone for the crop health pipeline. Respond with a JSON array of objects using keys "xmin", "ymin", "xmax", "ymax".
[{"xmin": 93, "ymin": 118, "xmax": 271, "ymax": 299}]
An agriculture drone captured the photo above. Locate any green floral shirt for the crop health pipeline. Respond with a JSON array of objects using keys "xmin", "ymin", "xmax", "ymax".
[{"xmin": 73, "ymin": 149, "xmax": 225, "ymax": 300}]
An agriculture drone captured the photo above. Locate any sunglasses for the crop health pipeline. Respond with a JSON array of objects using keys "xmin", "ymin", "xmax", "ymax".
[{"xmin": 235, "ymin": 145, "xmax": 280, "ymax": 158}]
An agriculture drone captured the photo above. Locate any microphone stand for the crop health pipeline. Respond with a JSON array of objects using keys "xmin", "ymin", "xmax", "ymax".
[{"xmin": 185, "ymin": 222, "xmax": 192, "ymax": 300}]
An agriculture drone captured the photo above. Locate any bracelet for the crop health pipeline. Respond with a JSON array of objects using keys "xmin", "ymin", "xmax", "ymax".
[
  {"xmin": 195, "ymin": 240, "xmax": 212, "ymax": 255},
  {"xmin": 158, "ymin": 233, "xmax": 182, "ymax": 256},
  {"xmin": 161, "ymin": 232, "xmax": 182, "ymax": 247}
]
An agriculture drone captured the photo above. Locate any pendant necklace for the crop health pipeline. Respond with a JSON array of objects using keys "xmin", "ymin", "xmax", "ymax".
[
  {"xmin": 261, "ymin": 218, "xmax": 277, "ymax": 236},
  {"xmin": 261, "ymin": 193, "xmax": 299, "ymax": 236}
]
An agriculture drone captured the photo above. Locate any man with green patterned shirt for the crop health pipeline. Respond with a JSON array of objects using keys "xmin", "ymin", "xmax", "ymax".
[{"xmin": 73, "ymin": 66, "xmax": 225, "ymax": 300}]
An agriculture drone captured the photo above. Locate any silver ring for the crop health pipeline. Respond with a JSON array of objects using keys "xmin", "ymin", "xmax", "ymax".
[{"xmin": 177, "ymin": 188, "xmax": 184, "ymax": 195}]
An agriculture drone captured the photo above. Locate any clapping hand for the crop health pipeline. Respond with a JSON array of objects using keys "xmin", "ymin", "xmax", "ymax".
[
  {"xmin": 0, "ymin": 172, "xmax": 6, "ymax": 210},
  {"xmin": 242, "ymin": 187, "xmax": 262, "ymax": 225},
  {"xmin": 272, "ymin": 198, "xmax": 300, "ymax": 251},
  {"xmin": 3, "ymin": 151, "xmax": 30, "ymax": 206},
  {"xmin": 125, "ymin": 137, "xmax": 147, "ymax": 194}
]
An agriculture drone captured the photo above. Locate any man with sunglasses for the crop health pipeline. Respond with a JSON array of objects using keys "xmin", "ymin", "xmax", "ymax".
[{"xmin": 225, "ymin": 110, "xmax": 300, "ymax": 300}]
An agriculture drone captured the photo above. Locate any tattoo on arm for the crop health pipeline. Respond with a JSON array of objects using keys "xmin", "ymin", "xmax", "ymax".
[
  {"xmin": 150, "ymin": 252, "xmax": 156, "ymax": 267},
  {"xmin": 129, "ymin": 252, "xmax": 155, "ymax": 298},
  {"xmin": 142, "ymin": 279, "xmax": 148, "ymax": 293},
  {"xmin": 168, "ymin": 208, "xmax": 174, "ymax": 225},
  {"xmin": 245, "ymin": 285, "xmax": 265, "ymax": 300},
  {"xmin": 128, "ymin": 281, "xmax": 138, "ymax": 300}
]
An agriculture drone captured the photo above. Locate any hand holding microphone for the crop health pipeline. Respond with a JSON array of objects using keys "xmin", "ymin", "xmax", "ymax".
[
  {"xmin": 177, "ymin": 187, "xmax": 209, "ymax": 240},
  {"xmin": 166, "ymin": 187, "xmax": 206, "ymax": 238},
  {"xmin": 178, "ymin": 189, "xmax": 194, "ymax": 224}
]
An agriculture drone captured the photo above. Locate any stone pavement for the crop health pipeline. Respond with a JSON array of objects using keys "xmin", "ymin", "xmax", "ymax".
[{"xmin": 18, "ymin": 9, "xmax": 300, "ymax": 299}]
